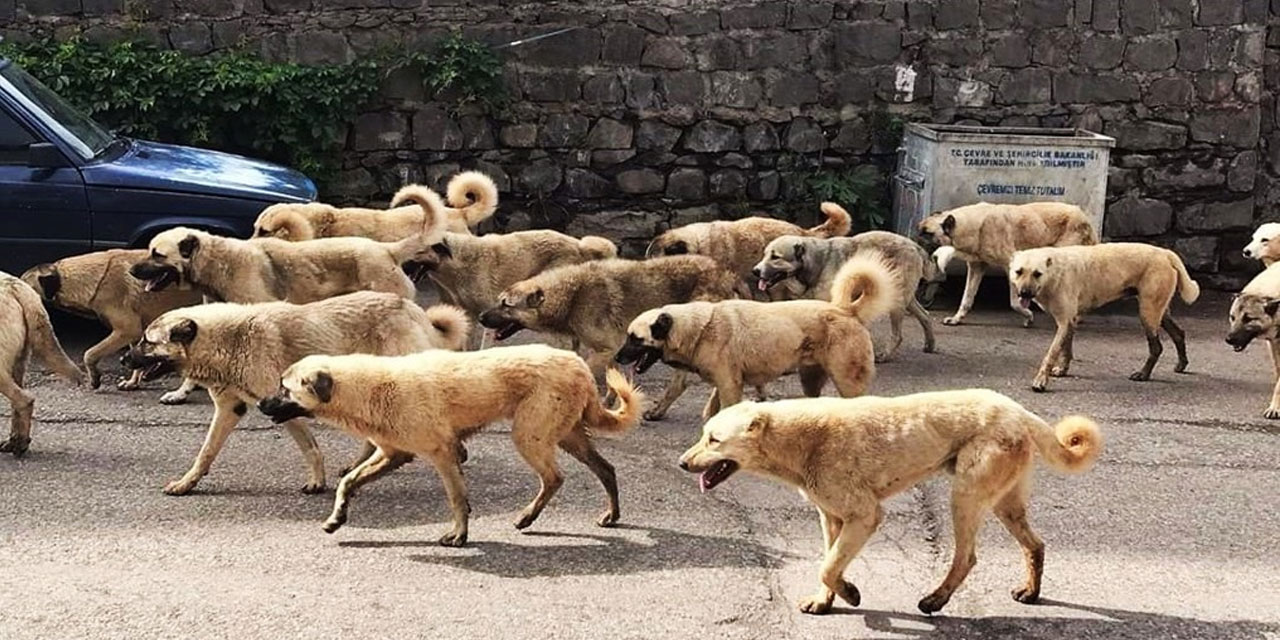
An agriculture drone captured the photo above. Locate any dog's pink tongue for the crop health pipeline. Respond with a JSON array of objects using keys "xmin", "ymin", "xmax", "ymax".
[
  {"xmin": 757, "ymin": 279, "xmax": 768, "ymax": 292},
  {"xmin": 699, "ymin": 471, "xmax": 714, "ymax": 493},
  {"xmin": 1019, "ymin": 297, "xmax": 1032, "ymax": 309}
]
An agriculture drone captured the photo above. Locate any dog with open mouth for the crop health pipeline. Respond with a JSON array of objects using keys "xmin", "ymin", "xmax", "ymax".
[
  {"xmin": 1227, "ymin": 262, "xmax": 1280, "ymax": 417},
  {"xmin": 1009, "ymin": 243, "xmax": 1199, "ymax": 392},
  {"xmin": 617, "ymin": 252, "xmax": 896, "ymax": 420},
  {"xmin": 123, "ymin": 291, "xmax": 468, "ymax": 496},
  {"xmin": 678, "ymin": 390, "xmax": 1102, "ymax": 615},
  {"xmin": 478, "ymin": 255, "xmax": 741, "ymax": 421}
]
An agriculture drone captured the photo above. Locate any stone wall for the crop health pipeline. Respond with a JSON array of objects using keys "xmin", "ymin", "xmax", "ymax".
[{"xmin": 1, "ymin": 0, "xmax": 1275, "ymax": 284}]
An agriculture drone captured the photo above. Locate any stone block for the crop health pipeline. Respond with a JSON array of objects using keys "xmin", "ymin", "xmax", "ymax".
[
  {"xmin": 1157, "ymin": 0, "xmax": 1195, "ymax": 27},
  {"xmin": 602, "ymin": 26, "xmax": 646, "ymax": 65},
  {"xmin": 685, "ymin": 121, "xmax": 742, "ymax": 152},
  {"xmin": 169, "ymin": 23, "xmax": 214, "ymax": 55},
  {"xmin": 517, "ymin": 159, "xmax": 562, "ymax": 194},
  {"xmin": 831, "ymin": 120, "xmax": 871, "ymax": 152},
  {"xmin": 933, "ymin": 0, "xmax": 978, "ymax": 29},
  {"xmin": 522, "ymin": 28, "xmax": 601, "ymax": 67},
  {"xmin": 1177, "ymin": 198, "xmax": 1253, "ymax": 233},
  {"xmin": 1105, "ymin": 197, "xmax": 1172, "ymax": 237},
  {"xmin": 989, "ymin": 34, "xmax": 1031, "ymax": 68},
  {"xmin": 1143, "ymin": 160, "xmax": 1226, "ymax": 190},
  {"xmin": 294, "ymin": 30, "xmax": 350, "ymax": 64},
  {"xmin": 642, "ymin": 37, "xmax": 693, "ymax": 69},
  {"xmin": 784, "ymin": 118, "xmax": 827, "ymax": 153},
  {"xmin": 1121, "ymin": 0, "xmax": 1157, "ymax": 33},
  {"xmin": 564, "ymin": 168, "xmax": 612, "ymax": 198},
  {"xmin": 586, "ymin": 118, "xmax": 634, "ymax": 150},
  {"xmin": 1229, "ymin": 151, "xmax": 1258, "ymax": 192},
  {"xmin": 740, "ymin": 33, "xmax": 808, "ymax": 69},
  {"xmin": 521, "ymin": 71, "xmax": 581, "ymax": 102},
  {"xmin": 743, "ymin": 122, "xmax": 779, "ymax": 152},
  {"xmin": 412, "ymin": 106, "xmax": 463, "ymax": 151},
  {"xmin": 747, "ymin": 171, "xmax": 780, "ymax": 200},
  {"xmin": 1093, "ymin": 0, "xmax": 1120, "ymax": 30},
  {"xmin": 662, "ymin": 72, "xmax": 708, "ymax": 105},
  {"xmin": 1145, "ymin": 77, "xmax": 1195, "ymax": 106},
  {"xmin": 1021, "ymin": 0, "xmax": 1070, "ymax": 27},
  {"xmin": 981, "ymin": 0, "xmax": 1017, "ymax": 28},
  {"xmin": 499, "ymin": 123, "xmax": 538, "ymax": 148},
  {"xmin": 583, "ymin": 74, "xmax": 624, "ymax": 104},
  {"xmin": 1078, "ymin": 35, "xmax": 1126, "ymax": 69},
  {"xmin": 1104, "ymin": 120, "xmax": 1187, "ymax": 150},
  {"xmin": 1176, "ymin": 30, "xmax": 1208, "ymax": 71},
  {"xmin": 710, "ymin": 169, "xmax": 747, "ymax": 199},
  {"xmin": 1189, "ymin": 106, "xmax": 1261, "ymax": 148},
  {"xmin": 616, "ymin": 169, "xmax": 665, "ymax": 194},
  {"xmin": 695, "ymin": 36, "xmax": 740, "ymax": 71},
  {"xmin": 331, "ymin": 168, "xmax": 377, "ymax": 199},
  {"xmin": 709, "ymin": 72, "xmax": 762, "ymax": 108},
  {"xmin": 1125, "ymin": 37, "xmax": 1177, "ymax": 71},
  {"xmin": 593, "ymin": 150, "xmax": 637, "ymax": 167},
  {"xmin": 721, "ymin": 2, "xmax": 787, "ymax": 29},
  {"xmin": 1173, "ymin": 237, "xmax": 1219, "ymax": 272},
  {"xmin": 670, "ymin": 11, "xmax": 719, "ymax": 36},
  {"xmin": 927, "ymin": 37, "xmax": 984, "ymax": 66},
  {"xmin": 1197, "ymin": 0, "xmax": 1243, "ymax": 25},
  {"xmin": 666, "ymin": 168, "xmax": 708, "ymax": 201},
  {"xmin": 768, "ymin": 74, "xmax": 820, "ymax": 107},
  {"xmin": 353, "ymin": 111, "xmax": 409, "ymax": 151},
  {"xmin": 789, "ymin": 3, "xmax": 833, "ymax": 29},
  {"xmin": 626, "ymin": 74, "xmax": 659, "ymax": 110},
  {"xmin": 833, "ymin": 23, "xmax": 902, "ymax": 66},
  {"xmin": 1053, "ymin": 73, "xmax": 1140, "ymax": 103},
  {"xmin": 539, "ymin": 114, "xmax": 591, "ymax": 148},
  {"xmin": 636, "ymin": 120, "xmax": 682, "ymax": 151},
  {"xmin": 996, "ymin": 69, "xmax": 1052, "ymax": 104}
]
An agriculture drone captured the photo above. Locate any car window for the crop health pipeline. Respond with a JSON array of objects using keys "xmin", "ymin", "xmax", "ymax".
[{"xmin": 0, "ymin": 105, "xmax": 36, "ymax": 165}]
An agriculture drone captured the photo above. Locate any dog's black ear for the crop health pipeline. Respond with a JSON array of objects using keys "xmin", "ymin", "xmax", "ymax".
[
  {"xmin": 746, "ymin": 412, "xmax": 769, "ymax": 433},
  {"xmin": 527, "ymin": 288, "xmax": 545, "ymax": 308},
  {"xmin": 311, "ymin": 370, "xmax": 334, "ymax": 403},
  {"xmin": 178, "ymin": 234, "xmax": 199, "ymax": 259},
  {"xmin": 432, "ymin": 240, "xmax": 452, "ymax": 259},
  {"xmin": 651, "ymin": 312, "xmax": 673, "ymax": 340},
  {"xmin": 665, "ymin": 240, "xmax": 689, "ymax": 256},
  {"xmin": 1265, "ymin": 299, "xmax": 1280, "ymax": 317},
  {"xmin": 793, "ymin": 244, "xmax": 805, "ymax": 260},
  {"xmin": 1045, "ymin": 257, "xmax": 1053, "ymax": 267},
  {"xmin": 941, "ymin": 214, "xmax": 956, "ymax": 236},
  {"xmin": 169, "ymin": 318, "xmax": 198, "ymax": 345},
  {"xmin": 37, "ymin": 270, "xmax": 61, "ymax": 300}
]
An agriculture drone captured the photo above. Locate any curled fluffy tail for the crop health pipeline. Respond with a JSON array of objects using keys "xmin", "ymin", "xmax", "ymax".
[
  {"xmin": 585, "ymin": 369, "xmax": 645, "ymax": 434},
  {"xmin": 578, "ymin": 235, "xmax": 618, "ymax": 260},
  {"xmin": 12, "ymin": 280, "xmax": 83, "ymax": 384},
  {"xmin": 1029, "ymin": 415, "xmax": 1102, "ymax": 473},
  {"xmin": 830, "ymin": 252, "xmax": 898, "ymax": 323},
  {"xmin": 1166, "ymin": 250, "xmax": 1200, "ymax": 304},
  {"xmin": 423, "ymin": 304, "xmax": 471, "ymax": 351},
  {"xmin": 446, "ymin": 171, "xmax": 499, "ymax": 228},
  {"xmin": 388, "ymin": 185, "xmax": 449, "ymax": 259},
  {"xmin": 808, "ymin": 202, "xmax": 853, "ymax": 238}
]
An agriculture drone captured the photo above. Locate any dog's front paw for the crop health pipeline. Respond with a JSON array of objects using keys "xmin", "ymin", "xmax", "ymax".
[
  {"xmin": 1011, "ymin": 586, "xmax": 1040, "ymax": 605},
  {"xmin": 917, "ymin": 592, "xmax": 950, "ymax": 615},
  {"xmin": 163, "ymin": 478, "xmax": 198, "ymax": 496},
  {"xmin": 323, "ymin": 514, "xmax": 346, "ymax": 534},
  {"xmin": 300, "ymin": 480, "xmax": 326, "ymax": 495},
  {"xmin": 1031, "ymin": 377, "xmax": 1048, "ymax": 392},
  {"xmin": 642, "ymin": 408, "xmax": 667, "ymax": 422},
  {"xmin": 596, "ymin": 509, "xmax": 620, "ymax": 528},
  {"xmin": 1264, "ymin": 406, "xmax": 1280, "ymax": 420},
  {"xmin": 942, "ymin": 315, "xmax": 963, "ymax": 326},
  {"xmin": 158, "ymin": 391, "xmax": 188, "ymax": 405},
  {"xmin": 797, "ymin": 595, "xmax": 834, "ymax": 615},
  {"xmin": 438, "ymin": 530, "xmax": 468, "ymax": 547},
  {"xmin": 832, "ymin": 579, "xmax": 861, "ymax": 607},
  {"xmin": 1174, "ymin": 360, "xmax": 1189, "ymax": 374},
  {"xmin": 1050, "ymin": 365, "xmax": 1069, "ymax": 377},
  {"xmin": 514, "ymin": 510, "xmax": 539, "ymax": 530},
  {"xmin": 0, "ymin": 436, "xmax": 30, "ymax": 457},
  {"xmin": 88, "ymin": 371, "xmax": 102, "ymax": 390},
  {"xmin": 1022, "ymin": 317, "xmax": 1034, "ymax": 328},
  {"xmin": 116, "ymin": 377, "xmax": 141, "ymax": 391},
  {"xmin": 1128, "ymin": 370, "xmax": 1151, "ymax": 382}
]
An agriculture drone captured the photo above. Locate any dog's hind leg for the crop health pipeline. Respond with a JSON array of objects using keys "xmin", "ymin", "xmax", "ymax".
[
  {"xmin": 560, "ymin": 428, "xmax": 620, "ymax": 527},
  {"xmin": 0, "ymin": 362, "xmax": 34, "ymax": 457},
  {"xmin": 799, "ymin": 366, "xmax": 828, "ymax": 397},
  {"xmin": 164, "ymin": 392, "xmax": 244, "ymax": 495},
  {"xmin": 943, "ymin": 261, "xmax": 986, "ymax": 326},
  {"xmin": 645, "ymin": 370, "xmax": 690, "ymax": 421},
  {"xmin": 700, "ymin": 388, "xmax": 721, "ymax": 421},
  {"xmin": 1129, "ymin": 301, "xmax": 1165, "ymax": 382},
  {"xmin": 324, "ymin": 446, "xmax": 410, "ymax": 533},
  {"xmin": 281, "ymin": 419, "xmax": 325, "ymax": 494},
  {"xmin": 83, "ymin": 327, "xmax": 133, "ymax": 390},
  {"xmin": 1161, "ymin": 315, "xmax": 1189, "ymax": 373},
  {"xmin": 878, "ymin": 309, "xmax": 905, "ymax": 362},
  {"xmin": 800, "ymin": 503, "xmax": 880, "ymax": 615},
  {"xmin": 908, "ymin": 298, "xmax": 936, "ymax": 353},
  {"xmin": 1267, "ymin": 339, "xmax": 1280, "ymax": 419},
  {"xmin": 425, "ymin": 446, "xmax": 471, "ymax": 547},
  {"xmin": 993, "ymin": 476, "xmax": 1045, "ymax": 605}
]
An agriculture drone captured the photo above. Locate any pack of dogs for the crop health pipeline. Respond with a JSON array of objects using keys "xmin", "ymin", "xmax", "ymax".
[{"xmin": 0, "ymin": 169, "xmax": 1267, "ymax": 616}]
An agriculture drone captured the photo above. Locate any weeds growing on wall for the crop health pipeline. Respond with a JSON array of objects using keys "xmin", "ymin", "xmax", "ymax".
[
  {"xmin": 0, "ymin": 34, "xmax": 506, "ymax": 179},
  {"xmin": 795, "ymin": 165, "xmax": 890, "ymax": 232}
]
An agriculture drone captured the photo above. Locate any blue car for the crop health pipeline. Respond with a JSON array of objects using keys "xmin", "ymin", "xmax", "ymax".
[{"xmin": 0, "ymin": 56, "xmax": 317, "ymax": 273}]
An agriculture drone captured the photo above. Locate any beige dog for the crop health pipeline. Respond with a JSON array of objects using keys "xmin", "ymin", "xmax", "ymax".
[
  {"xmin": 918, "ymin": 202, "xmax": 1098, "ymax": 326},
  {"xmin": 1226, "ymin": 263, "xmax": 1280, "ymax": 417},
  {"xmin": 258, "ymin": 345, "xmax": 643, "ymax": 546},
  {"xmin": 253, "ymin": 171, "xmax": 498, "ymax": 240},
  {"xmin": 753, "ymin": 231, "xmax": 939, "ymax": 360},
  {"xmin": 679, "ymin": 390, "xmax": 1102, "ymax": 614},
  {"xmin": 646, "ymin": 203, "xmax": 853, "ymax": 291},
  {"xmin": 1242, "ymin": 222, "xmax": 1280, "ymax": 266},
  {"xmin": 0, "ymin": 272, "xmax": 84, "ymax": 456},
  {"xmin": 121, "ymin": 292, "xmax": 468, "ymax": 495},
  {"xmin": 478, "ymin": 255, "xmax": 741, "ymax": 420},
  {"xmin": 1009, "ymin": 243, "xmax": 1199, "ymax": 392},
  {"xmin": 617, "ymin": 253, "xmax": 894, "ymax": 420},
  {"xmin": 22, "ymin": 250, "xmax": 202, "ymax": 391}
]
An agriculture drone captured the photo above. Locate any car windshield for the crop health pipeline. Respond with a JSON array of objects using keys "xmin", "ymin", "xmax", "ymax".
[{"xmin": 0, "ymin": 60, "xmax": 115, "ymax": 159}]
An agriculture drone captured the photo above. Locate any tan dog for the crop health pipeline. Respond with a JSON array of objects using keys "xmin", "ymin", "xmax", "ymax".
[
  {"xmin": 1009, "ymin": 243, "xmax": 1199, "ymax": 392},
  {"xmin": 1242, "ymin": 222, "xmax": 1280, "ymax": 266},
  {"xmin": 478, "ymin": 255, "xmax": 741, "ymax": 420},
  {"xmin": 257, "ymin": 345, "xmax": 642, "ymax": 546},
  {"xmin": 753, "ymin": 231, "xmax": 939, "ymax": 360},
  {"xmin": 1226, "ymin": 263, "xmax": 1280, "ymax": 417},
  {"xmin": 253, "ymin": 171, "xmax": 497, "ymax": 240},
  {"xmin": 121, "ymin": 292, "xmax": 468, "ymax": 495},
  {"xmin": 917, "ymin": 202, "xmax": 1098, "ymax": 326},
  {"xmin": 678, "ymin": 390, "xmax": 1102, "ymax": 615},
  {"xmin": 22, "ymin": 250, "xmax": 202, "ymax": 391},
  {"xmin": 0, "ymin": 272, "xmax": 84, "ymax": 456},
  {"xmin": 617, "ymin": 253, "xmax": 895, "ymax": 420},
  {"xmin": 646, "ymin": 203, "xmax": 853, "ymax": 293}
]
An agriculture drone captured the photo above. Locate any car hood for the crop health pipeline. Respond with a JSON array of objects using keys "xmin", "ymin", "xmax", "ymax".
[{"xmin": 80, "ymin": 139, "xmax": 316, "ymax": 203}]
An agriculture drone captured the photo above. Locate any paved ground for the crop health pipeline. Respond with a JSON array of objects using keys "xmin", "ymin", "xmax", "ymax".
[{"xmin": 1, "ymin": 287, "xmax": 1278, "ymax": 639}]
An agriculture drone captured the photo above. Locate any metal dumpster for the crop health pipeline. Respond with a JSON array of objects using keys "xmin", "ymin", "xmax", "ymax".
[{"xmin": 892, "ymin": 124, "xmax": 1116, "ymax": 240}]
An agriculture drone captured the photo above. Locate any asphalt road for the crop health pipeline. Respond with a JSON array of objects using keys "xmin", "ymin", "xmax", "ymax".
[{"xmin": 1, "ymin": 288, "xmax": 1277, "ymax": 639}]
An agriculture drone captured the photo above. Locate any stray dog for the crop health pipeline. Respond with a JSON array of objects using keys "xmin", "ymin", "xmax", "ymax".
[
  {"xmin": 917, "ymin": 202, "xmax": 1098, "ymax": 326},
  {"xmin": 1009, "ymin": 243, "xmax": 1199, "ymax": 392},
  {"xmin": 0, "ymin": 272, "xmax": 84, "ymax": 456},
  {"xmin": 258, "ymin": 345, "xmax": 643, "ymax": 546},
  {"xmin": 617, "ymin": 253, "xmax": 894, "ymax": 420},
  {"xmin": 678, "ymin": 390, "xmax": 1102, "ymax": 614},
  {"xmin": 646, "ymin": 203, "xmax": 853, "ymax": 294},
  {"xmin": 753, "ymin": 231, "xmax": 940, "ymax": 360},
  {"xmin": 1242, "ymin": 222, "xmax": 1280, "ymax": 266},
  {"xmin": 22, "ymin": 250, "xmax": 201, "ymax": 391},
  {"xmin": 1226, "ymin": 263, "xmax": 1280, "ymax": 417},
  {"xmin": 121, "ymin": 292, "xmax": 468, "ymax": 495},
  {"xmin": 477, "ymin": 255, "xmax": 740, "ymax": 420},
  {"xmin": 253, "ymin": 170, "xmax": 497, "ymax": 240}
]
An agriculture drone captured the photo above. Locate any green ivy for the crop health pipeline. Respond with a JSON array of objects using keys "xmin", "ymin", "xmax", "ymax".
[{"xmin": 0, "ymin": 34, "xmax": 505, "ymax": 180}]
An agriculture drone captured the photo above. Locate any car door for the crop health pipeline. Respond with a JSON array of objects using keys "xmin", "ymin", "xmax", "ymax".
[{"xmin": 0, "ymin": 99, "xmax": 91, "ymax": 273}]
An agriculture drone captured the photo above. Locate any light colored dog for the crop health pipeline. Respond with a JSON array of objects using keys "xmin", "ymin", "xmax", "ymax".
[
  {"xmin": 258, "ymin": 345, "xmax": 643, "ymax": 546},
  {"xmin": 917, "ymin": 202, "xmax": 1098, "ymax": 326},
  {"xmin": 121, "ymin": 292, "xmax": 468, "ymax": 495},
  {"xmin": 253, "ymin": 171, "xmax": 498, "ymax": 240},
  {"xmin": 678, "ymin": 390, "xmax": 1102, "ymax": 614},
  {"xmin": 617, "ymin": 253, "xmax": 895, "ymax": 420},
  {"xmin": 646, "ymin": 203, "xmax": 853, "ymax": 292},
  {"xmin": 1009, "ymin": 243, "xmax": 1199, "ymax": 392},
  {"xmin": 477, "ymin": 255, "xmax": 741, "ymax": 420},
  {"xmin": 0, "ymin": 272, "xmax": 84, "ymax": 456},
  {"xmin": 1242, "ymin": 222, "xmax": 1280, "ymax": 266},
  {"xmin": 1226, "ymin": 262, "xmax": 1280, "ymax": 417},
  {"xmin": 22, "ymin": 249, "xmax": 202, "ymax": 391},
  {"xmin": 753, "ymin": 231, "xmax": 939, "ymax": 360}
]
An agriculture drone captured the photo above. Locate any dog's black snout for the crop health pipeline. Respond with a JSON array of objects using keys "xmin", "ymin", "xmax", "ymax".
[
  {"xmin": 750, "ymin": 267, "xmax": 762, "ymax": 279},
  {"xmin": 678, "ymin": 459, "xmax": 689, "ymax": 471},
  {"xmin": 1243, "ymin": 248, "xmax": 1254, "ymax": 258}
]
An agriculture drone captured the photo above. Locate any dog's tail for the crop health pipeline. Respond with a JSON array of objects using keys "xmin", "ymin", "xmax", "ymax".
[
  {"xmin": 446, "ymin": 171, "xmax": 500, "ymax": 228},
  {"xmin": 388, "ymin": 185, "xmax": 449, "ymax": 260},
  {"xmin": 578, "ymin": 235, "xmax": 619, "ymax": 260},
  {"xmin": 806, "ymin": 202, "xmax": 853, "ymax": 238},
  {"xmin": 11, "ymin": 279, "xmax": 83, "ymax": 385},
  {"xmin": 422, "ymin": 304, "xmax": 471, "ymax": 351},
  {"xmin": 830, "ymin": 252, "xmax": 898, "ymax": 323},
  {"xmin": 1166, "ymin": 249, "xmax": 1200, "ymax": 304},
  {"xmin": 584, "ymin": 369, "xmax": 646, "ymax": 434},
  {"xmin": 1028, "ymin": 414, "xmax": 1102, "ymax": 473}
]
